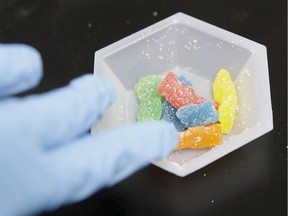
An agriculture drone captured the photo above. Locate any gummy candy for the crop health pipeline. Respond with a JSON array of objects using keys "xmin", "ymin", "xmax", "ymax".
[
  {"xmin": 176, "ymin": 100, "xmax": 219, "ymax": 128},
  {"xmin": 158, "ymin": 72, "xmax": 205, "ymax": 109},
  {"xmin": 135, "ymin": 75, "xmax": 163, "ymax": 122},
  {"xmin": 135, "ymin": 75, "xmax": 162, "ymax": 100},
  {"xmin": 178, "ymin": 75, "xmax": 193, "ymax": 87},
  {"xmin": 161, "ymin": 99, "xmax": 186, "ymax": 131},
  {"xmin": 177, "ymin": 123, "xmax": 222, "ymax": 149},
  {"xmin": 160, "ymin": 75, "xmax": 193, "ymax": 131},
  {"xmin": 213, "ymin": 69, "xmax": 237, "ymax": 133},
  {"xmin": 137, "ymin": 97, "xmax": 162, "ymax": 121},
  {"xmin": 213, "ymin": 100, "xmax": 220, "ymax": 110},
  {"xmin": 134, "ymin": 71, "xmax": 229, "ymax": 150}
]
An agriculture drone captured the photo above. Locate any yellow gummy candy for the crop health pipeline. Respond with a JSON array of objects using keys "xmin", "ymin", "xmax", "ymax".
[{"xmin": 213, "ymin": 69, "xmax": 237, "ymax": 133}]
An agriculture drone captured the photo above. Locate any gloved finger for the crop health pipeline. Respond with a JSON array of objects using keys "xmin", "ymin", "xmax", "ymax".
[
  {"xmin": 45, "ymin": 121, "xmax": 178, "ymax": 208},
  {"xmin": 0, "ymin": 74, "xmax": 116, "ymax": 149},
  {"xmin": 0, "ymin": 44, "xmax": 43, "ymax": 97}
]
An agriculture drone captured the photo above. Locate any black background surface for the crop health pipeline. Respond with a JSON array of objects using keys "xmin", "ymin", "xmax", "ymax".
[{"xmin": 0, "ymin": 0, "xmax": 286, "ymax": 216}]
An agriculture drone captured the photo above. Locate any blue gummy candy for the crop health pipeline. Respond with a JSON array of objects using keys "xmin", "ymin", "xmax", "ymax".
[
  {"xmin": 177, "ymin": 75, "xmax": 193, "ymax": 87},
  {"xmin": 176, "ymin": 100, "xmax": 219, "ymax": 127},
  {"xmin": 161, "ymin": 99, "xmax": 186, "ymax": 131}
]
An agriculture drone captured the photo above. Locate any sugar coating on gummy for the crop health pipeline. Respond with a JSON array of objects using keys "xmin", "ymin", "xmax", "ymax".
[
  {"xmin": 158, "ymin": 72, "xmax": 205, "ymax": 109},
  {"xmin": 135, "ymin": 75, "xmax": 163, "ymax": 122},
  {"xmin": 213, "ymin": 69, "xmax": 237, "ymax": 133},
  {"xmin": 137, "ymin": 98, "xmax": 162, "ymax": 121},
  {"xmin": 177, "ymin": 123, "xmax": 222, "ymax": 149},
  {"xmin": 161, "ymin": 100, "xmax": 186, "ymax": 131},
  {"xmin": 161, "ymin": 75, "xmax": 192, "ymax": 131},
  {"xmin": 161, "ymin": 75, "xmax": 193, "ymax": 131},
  {"xmin": 181, "ymin": 75, "xmax": 218, "ymax": 110},
  {"xmin": 176, "ymin": 100, "xmax": 219, "ymax": 128},
  {"xmin": 135, "ymin": 75, "xmax": 162, "ymax": 101}
]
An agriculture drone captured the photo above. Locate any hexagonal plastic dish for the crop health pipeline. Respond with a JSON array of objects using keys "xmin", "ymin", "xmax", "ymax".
[{"xmin": 92, "ymin": 12, "xmax": 273, "ymax": 177}]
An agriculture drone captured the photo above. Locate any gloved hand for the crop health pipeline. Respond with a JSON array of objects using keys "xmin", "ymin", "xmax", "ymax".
[{"xmin": 0, "ymin": 44, "xmax": 178, "ymax": 216}]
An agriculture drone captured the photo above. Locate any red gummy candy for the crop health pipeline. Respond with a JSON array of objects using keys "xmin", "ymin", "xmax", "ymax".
[
  {"xmin": 158, "ymin": 72, "xmax": 206, "ymax": 109},
  {"xmin": 213, "ymin": 100, "xmax": 220, "ymax": 110}
]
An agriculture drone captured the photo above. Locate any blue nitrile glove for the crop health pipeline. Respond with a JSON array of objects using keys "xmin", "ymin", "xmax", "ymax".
[{"xmin": 0, "ymin": 44, "xmax": 178, "ymax": 216}]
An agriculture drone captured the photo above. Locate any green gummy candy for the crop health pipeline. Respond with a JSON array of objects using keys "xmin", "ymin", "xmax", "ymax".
[
  {"xmin": 135, "ymin": 75, "xmax": 163, "ymax": 122},
  {"xmin": 137, "ymin": 98, "xmax": 162, "ymax": 122},
  {"xmin": 134, "ymin": 75, "xmax": 162, "ymax": 101}
]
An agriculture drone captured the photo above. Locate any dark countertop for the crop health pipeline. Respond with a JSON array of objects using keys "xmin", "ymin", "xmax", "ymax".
[{"xmin": 0, "ymin": 0, "xmax": 286, "ymax": 215}]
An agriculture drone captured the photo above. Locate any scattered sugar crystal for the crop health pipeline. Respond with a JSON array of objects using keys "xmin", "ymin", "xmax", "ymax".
[{"xmin": 153, "ymin": 11, "xmax": 158, "ymax": 17}]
